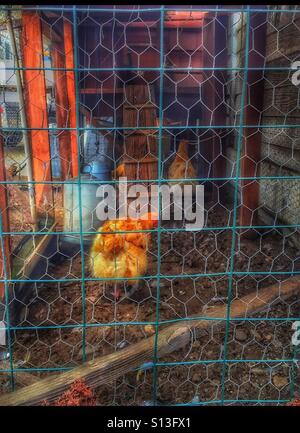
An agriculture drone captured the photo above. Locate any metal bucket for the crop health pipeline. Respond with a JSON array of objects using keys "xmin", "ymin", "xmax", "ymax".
[
  {"xmin": 62, "ymin": 171, "xmax": 111, "ymax": 247},
  {"xmin": 82, "ymin": 161, "xmax": 112, "ymax": 180},
  {"xmin": 83, "ymin": 125, "xmax": 113, "ymax": 170}
]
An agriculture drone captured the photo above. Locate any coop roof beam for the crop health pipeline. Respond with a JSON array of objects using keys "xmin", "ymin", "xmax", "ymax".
[{"xmin": 77, "ymin": 20, "xmax": 205, "ymax": 29}]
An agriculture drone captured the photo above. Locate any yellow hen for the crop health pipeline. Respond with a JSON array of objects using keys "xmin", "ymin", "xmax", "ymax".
[{"xmin": 89, "ymin": 212, "xmax": 158, "ymax": 299}]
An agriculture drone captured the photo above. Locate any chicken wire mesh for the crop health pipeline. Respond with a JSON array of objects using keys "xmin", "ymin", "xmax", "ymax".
[{"xmin": 0, "ymin": 4, "xmax": 300, "ymax": 406}]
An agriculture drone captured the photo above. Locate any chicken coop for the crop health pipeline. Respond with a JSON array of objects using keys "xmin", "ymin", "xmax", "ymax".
[{"xmin": 0, "ymin": 4, "xmax": 300, "ymax": 406}]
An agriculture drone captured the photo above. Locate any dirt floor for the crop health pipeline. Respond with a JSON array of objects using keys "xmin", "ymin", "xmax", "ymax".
[{"xmin": 1, "ymin": 185, "xmax": 300, "ymax": 405}]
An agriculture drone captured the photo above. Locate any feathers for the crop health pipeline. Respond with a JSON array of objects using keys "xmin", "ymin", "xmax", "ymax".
[
  {"xmin": 89, "ymin": 213, "xmax": 157, "ymax": 285},
  {"xmin": 112, "ymin": 163, "xmax": 126, "ymax": 179},
  {"xmin": 168, "ymin": 139, "xmax": 198, "ymax": 186}
]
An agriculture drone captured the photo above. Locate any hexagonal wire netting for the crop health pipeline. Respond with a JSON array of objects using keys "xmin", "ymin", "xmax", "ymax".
[{"xmin": 0, "ymin": 4, "xmax": 300, "ymax": 406}]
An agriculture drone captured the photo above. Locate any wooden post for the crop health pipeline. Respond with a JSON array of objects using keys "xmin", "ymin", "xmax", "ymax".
[
  {"xmin": 122, "ymin": 84, "xmax": 158, "ymax": 183},
  {"xmin": 51, "ymin": 44, "xmax": 72, "ymax": 180},
  {"xmin": 201, "ymin": 14, "xmax": 216, "ymax": 196},
  {"xmin": 21, "ymin": 11, "xmax": 53, "ymax": 212},
  {"xmin": 239, "ymin": 10, "xmax": 267, "ymax": 235},
  {"xmin": 63, "ymin": 20, "xmax": 78, "ymax": 178},
  {"xmin": 7, "ymin": 10, "xmax": 37, "ymax": 230},
  {"xmin": 201, "ymin": 14, "xmax": 229, "ymax": 201},
  {"xmin": 212, "ymin": 15, "xmax": 228, "ymax": 203},
  {"xmin": 0, "ymin": 108, "xmax": 11, "ymax": 300}
]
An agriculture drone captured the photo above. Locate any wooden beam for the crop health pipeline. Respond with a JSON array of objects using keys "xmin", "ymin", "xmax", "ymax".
[
  {"xmin": 0, "ymin": 108, "xmax": 11, "ymax": 301},
  {"xmin": 77, "ymin": 11, "xmax": 207, "ymax": 29},
  {"xmin": 164, "ymin": 10, "xmax": 206, "ymax": 27},
  {"xmin": 51, "ymin": 44, "xmax": 72, "ymax": 180},
  {"xmin": 80, "ymin": 88, "xmax": 123, "ymax": 95},
  {"xmin": 0, "ymin": 275, "xmax": 299, "ymax": 406},
  {"xmin": 212, "ymin": 16, "xmax": 228, "ymax": 203},
  {"xmin": 240, "ymin": 10, "xmax": 267, "ymax": 236},
  {"xmin": 63, "ymin": 20, "xmax": 78, "ymax": 178},
  {"xmin": 77, "ymin": 20, "xmax": 205, "ymax": 30},
  {"xmin": 201, "ymin": 16, "xmax": 215, "ymax": 192},
  {"xmin": 120, "ymin": 21, "xmax": 205, "ymax": 29},
  {"xmin": 80, "ymin": 82, "xmax": 204, "ymax": 95},
  {"xmin": 21, "ymin": 11, "xmax": 53, "ymax": 212}
]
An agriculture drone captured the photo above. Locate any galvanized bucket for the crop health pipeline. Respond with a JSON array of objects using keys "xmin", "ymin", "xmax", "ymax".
[
  {"xmin": 82, "ymin": 160, "xmax": 112, "ymax": 180},
  {"xmin": 62, "ymin": 170, "xmax": 111, "ymax": 247}
]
